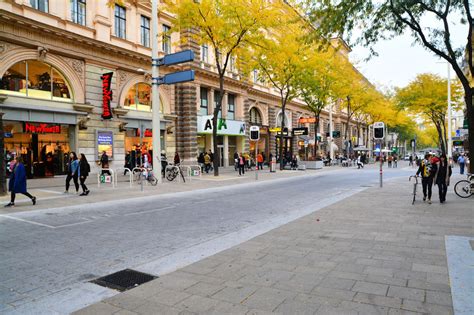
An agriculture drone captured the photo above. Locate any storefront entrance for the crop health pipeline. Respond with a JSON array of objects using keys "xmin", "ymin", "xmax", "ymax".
[
  {"xmin": 275, "ymin": 136, "xmax": 293, "ymax": 162},
  {"xmin": 3, "ymin": 121, "xmax": 73, "ymax": 177},
  {"xmin": 124, "ymin": 128, "xmax": 165, "ymax": 168}
]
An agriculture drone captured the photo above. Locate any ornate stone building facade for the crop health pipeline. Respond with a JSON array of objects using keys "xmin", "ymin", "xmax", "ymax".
[{"xmin": 0, "ymin": 0, "xmax": 369, "ymax": 177}]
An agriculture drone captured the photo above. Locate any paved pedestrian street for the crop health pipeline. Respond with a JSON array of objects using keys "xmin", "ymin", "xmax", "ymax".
[{"xmin": 74, "ymin": 172, "xmax": 473, "ymax": 315}]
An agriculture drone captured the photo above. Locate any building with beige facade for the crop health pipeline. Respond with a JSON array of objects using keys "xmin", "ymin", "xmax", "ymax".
[{"xmin": 0, "ymin": 0, "xmax": 370, "ymax": 178}]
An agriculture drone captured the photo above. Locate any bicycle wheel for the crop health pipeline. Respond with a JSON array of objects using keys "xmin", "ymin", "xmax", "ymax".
[
  {"xmin": 166, "ymin": 169, "xmax": 177, "ymax": 181},
  {"xmin": 454, "ymin": 180, "xmax": 472, "ymax": 198},
  {"xmin": 148, "ymin": 175, "xmax": 158, "ymax": 186}
]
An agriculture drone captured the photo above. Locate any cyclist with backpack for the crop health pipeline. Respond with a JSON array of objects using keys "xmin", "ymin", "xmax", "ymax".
[{"xmin": 416, "ymin": 153, "xmax": 434, "ymax": 204}]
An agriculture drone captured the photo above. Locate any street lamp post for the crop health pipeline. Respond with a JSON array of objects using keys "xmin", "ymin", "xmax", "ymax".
[
  {"xmin": 151, "ymin": 0, "xmax": 162, "ymax": 183},
  {"xmin": 329, "ymin": 103, "xmax": 334, "ymax": 161}
]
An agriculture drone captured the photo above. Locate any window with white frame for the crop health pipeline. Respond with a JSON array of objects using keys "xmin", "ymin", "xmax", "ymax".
[
  {"xmin": 162, "ymin": 24, "xmax": 171, "ymax": 54},
  {"xmin": 71, "ymin": 0, "xmax": 86, "ymax": 26},
  {"xmin": 214, "ymin": 90, "xmax": 222, "ymax": 118},
  {"xmin": 140, "ymin": 15, "xmax": 150, "ymax": 47},
  {"xmin": 114, "ymin": 5, "xmax": 126, "ymax": 39},
  {"xmin": 229, "ymin": 56, "xmax": 236, "ymax": 72},
  {"xmin": 249, "ymin": 107, "xmax": 262, "ymax": 125},
  {"xmin": 30, "ymin": 0, "xmax": 48, "ymax": 12},
  {"xmin": 227, "ymin": 94, "xmax": 235, "ymax": 120},
  {"xmin": 201, "ymin": 44, "xmax": 209, "ymax": 63},
  {"xmin": 253, "ymin": 69, "xmax": 258, "ymax": 84}
]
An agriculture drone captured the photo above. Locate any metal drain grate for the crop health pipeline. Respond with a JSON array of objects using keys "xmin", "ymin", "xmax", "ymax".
[{"xmin": 91, "ymin": 269, "xmax": 157, "ymax": 292}]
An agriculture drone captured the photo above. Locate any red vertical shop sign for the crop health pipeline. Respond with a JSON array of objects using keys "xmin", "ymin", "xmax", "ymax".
[{"xmin": 101, "ymin": 72, "xmax": 113, "ymax": 119}]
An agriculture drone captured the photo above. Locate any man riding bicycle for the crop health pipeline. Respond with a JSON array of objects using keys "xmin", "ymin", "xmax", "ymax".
[{"xmin": 416, "ymin": 153, "xmax": 435, "ymax": 204}]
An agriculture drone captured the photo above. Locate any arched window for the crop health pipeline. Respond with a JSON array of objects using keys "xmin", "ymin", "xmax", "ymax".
[
  {"xmin": 249, "ymin": 107, "xmax": 262, "ymax": 125},
  {"xmin": 124, "ymin": 82, "xmax": 164, "ymax": 112},
  {"xmin": 0, "ymin": 60, "xmax": 72, "ymax": 101}
]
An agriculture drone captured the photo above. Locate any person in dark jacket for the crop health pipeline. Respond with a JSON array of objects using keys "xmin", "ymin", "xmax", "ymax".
[
  {"xmin": 238, "ymin": 153, "xmax": 246, "ymax": 176},
  {"xmin": 416, "ymin": 153, "xmax": 434, "ymax": 204},
  {"xmin": 100, "ymin": 151, "xmax": 111, "ymax": 175},
  {"xmin": 78, "ymin": 153, "xmax": 90, "ymax": 196},
  {"xmin": 5, "ymin": 156, "xmax": 36, "ymax": 207},
  {"xmin": 65, "ymin": 152, "xmax": 79, "ymax": 194},
  {"xmin": 434, "ymin": 154, "xmax": 452, "ymax": 204},
  {"xmin": 174, "ymin": 152, "xmax": 181, "ymax": 165}
]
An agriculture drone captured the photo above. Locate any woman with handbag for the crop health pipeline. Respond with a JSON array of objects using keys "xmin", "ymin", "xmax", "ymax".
[{"xmin": 5, "ymin": 156, "xmax": 36, "ymax": 207}]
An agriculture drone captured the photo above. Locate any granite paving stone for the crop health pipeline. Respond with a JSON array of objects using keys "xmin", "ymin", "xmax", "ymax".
[{"xmin": 352, "ymin": 281, "xmax": 389, "ymax": 296}]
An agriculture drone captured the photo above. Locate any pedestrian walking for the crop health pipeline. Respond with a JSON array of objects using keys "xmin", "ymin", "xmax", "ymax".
[
  {"xmin": 198, "ymin": 152, "xmax": 205, "ymax": 170},
  {"xmin": 457, "ymin": 154, "xmax": 466, "ymax": 175},
  {"xmin": 387, "ymin": 155, "xmax": 393, "ymax": 168},
  {"xmin": 434, "ymin": 154, "xmax": 452, "ymax": 204},
  {"xmin": 416, "ymin": 153, "xmax": 434, "ymax": 204},
  {"xmin": 409, "ymin": 155, "xmax": 413, "ymax": 167},
  {"xmin": 174, "ymin": 152, "xmax": 181, "ymax": 165},
  {"xmin": 357, "ymin": 155, "xmax": 364, "ymax": 169},
  {"xmin": 233, "ymin": 151, "xmax": 239, "ymax": 171},
  {"xmin": 4, "ymin": 156, "xmax": 36, "ymax": 207},
  {"xmin": 78, "ymin": 153, "xmax": 90, "ymax": 196},
  {"xmin": 257, "ymin": 152, "xmax": 263, "ymax": 170},
  {"xmin": 238, "ymin": 153, "xmax": 246, "ymax": 175},
  {"xmin": 393, "ymin": 155, "xmax": 398, "ymax": 168},
  {"xmin": 65, "ymin": 152, "xmax": 79, "ymax": 194},
  {"xmin": 204, "ymin": 152, "xmax": 211, "ymax": 173}
]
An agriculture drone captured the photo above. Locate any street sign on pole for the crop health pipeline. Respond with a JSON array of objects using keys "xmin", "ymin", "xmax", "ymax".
[
  {"xmin": 159, "ymin": 70, "xmax": 195, "ymax": 85},
  {"xmin": 160, "ymin": 50, "xmax": 194, "ymax": 66},
  {"xmin": 374, "ymin": 122, "xmax": 385, "ymax": 139}
]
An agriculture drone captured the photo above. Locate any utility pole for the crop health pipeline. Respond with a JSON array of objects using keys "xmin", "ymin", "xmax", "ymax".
[
  {"xmin": 329, "ymin": 103, "xmax": 334, "ymax": 161},
  {"xmin": 151, "ymin": 0, "xmax": 162, "ymax": 183}
]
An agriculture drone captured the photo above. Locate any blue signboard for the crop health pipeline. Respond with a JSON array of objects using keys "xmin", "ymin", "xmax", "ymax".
[
  {"xmin": 161, "ymin": 50, "xmax": 194, "ymax": 66},
  {"xmin": 161, "ymin": 70, "xmax": 195, "ymax": 85}
]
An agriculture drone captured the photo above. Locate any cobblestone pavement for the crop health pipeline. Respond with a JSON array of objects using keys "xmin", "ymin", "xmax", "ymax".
[{"xmin": 75, "ymin": 172, "xmax": 473, "ymax": 315}]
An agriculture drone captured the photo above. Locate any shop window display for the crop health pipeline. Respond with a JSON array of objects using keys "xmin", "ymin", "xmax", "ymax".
[
  {"xmin": 0, "ymin": 60, "xmax": 72, "ymax": 101},
  {"xmin": 3, "ymin": 121, "xmax": 72, "ymax": 178},
  {"xmin": 124, "ymin": 83, "xmax": 164, "ymax": 112}
]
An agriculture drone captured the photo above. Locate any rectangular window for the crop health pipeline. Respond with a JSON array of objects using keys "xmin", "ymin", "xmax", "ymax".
[
  {"xmin": 227, "ymin": 94, "xmax": 235, "ymax": 120},
  {"xmin": 30, "ymin": 0, "xmax": 48, "ymax": 12},
  {"xmin": 140, "ymin": 15, "xmax": 150, "ymax": 47},
  {"xmin": 200, "ymin": 87, "xmax": 208, "ymax": 116},
  {"xmin": 71, "ymin": 0, "xmax": 86, "ymax": 26},
  {"xmin": 229, "ymin": 56, "xmax": 236, "ymax": 72},
  {"xmin": 162, "ymin": 24, "xmax": 171, "ymax": 54},
  {"xmin": 114, "ymin": 5, "xmax": 126, "ymax": 39},
  {"xmin": 253, "ymin": 69, "xmax": 258, "ymax": 83},
  {"xmin": 201, "ymin": 44, "xmax": 208, "ymax": 63}
]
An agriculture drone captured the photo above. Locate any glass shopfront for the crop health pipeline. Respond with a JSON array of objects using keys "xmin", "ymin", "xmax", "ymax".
[
  {"xmin": 124, "ymin": 128, "xmax": 165, "ymax": 168},
  {"xmin": 3, "ymin": 121, "xmax": 73, "ymax": 177}
]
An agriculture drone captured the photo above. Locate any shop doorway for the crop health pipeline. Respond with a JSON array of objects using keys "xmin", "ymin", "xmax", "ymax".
[{"xmin": 217, "ymin": 145, "xmax": 224, "ymax": 167}]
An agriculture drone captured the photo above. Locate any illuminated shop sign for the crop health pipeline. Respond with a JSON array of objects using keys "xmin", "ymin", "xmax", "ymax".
[
  {"xmin": 101, "ymin": 72, "xmax": 113, "ymax": 120},
  {"xmin": 24, "ymin": 123, "xmax": 61, "ymax": 134},
  {"xmin": 136, "ymin": 129, "xmax": 153, "ymax": 137}
]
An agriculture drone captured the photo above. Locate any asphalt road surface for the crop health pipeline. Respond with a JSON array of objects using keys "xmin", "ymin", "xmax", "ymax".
[{"xmin": 0, "ymin": 167, "xmax": 413, "ymax": 314}]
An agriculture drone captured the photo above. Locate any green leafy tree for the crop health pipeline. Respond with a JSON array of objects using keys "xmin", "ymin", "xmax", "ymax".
[
  {"xmin": 396, "ymin": 74, "xmax": 463, "ymax": 154},
  {"xmin": 170, "ymin": 0, "xmax": 279, "ymax": 176},
  {"xmin": 305, "ymin": 0, "xmax": 474, "ymax": 171}
]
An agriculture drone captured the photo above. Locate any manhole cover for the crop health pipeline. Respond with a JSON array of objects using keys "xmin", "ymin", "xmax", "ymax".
[{"xmin": 90, "ymin": 269, "xmax": 157, "ymax": 292}]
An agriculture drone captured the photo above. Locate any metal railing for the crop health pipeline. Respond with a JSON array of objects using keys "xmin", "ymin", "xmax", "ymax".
[{"xmin": 114, "ymin": 167, "xmax": 132, "ymax": 187}]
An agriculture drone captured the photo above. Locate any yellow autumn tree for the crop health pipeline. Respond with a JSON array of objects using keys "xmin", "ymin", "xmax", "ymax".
[
  {"xmin": 169, "ymin": 0, "xmax": 281, "ymax": 175},
  {"xmin": 251, "ymin": 15, "xmax": 311, "ymax": 169}
]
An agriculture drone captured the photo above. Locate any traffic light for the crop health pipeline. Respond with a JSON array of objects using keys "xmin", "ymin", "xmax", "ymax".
[
  {"xmin": 249, "ymin": 126, "xmax": 260, "ymax": 141},
  {"xmin": 373, "ymin": 122, "xmax": 385, "ymax": 139}
]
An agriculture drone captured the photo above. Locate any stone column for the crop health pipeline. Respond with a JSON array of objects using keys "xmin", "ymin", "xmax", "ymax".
[
  {"xmin": 243, "ymin": 97, "xmax": 251, "ymax": 153},
  {"xmin": 175, "ymin": 83, "xmax": 198, "ymax": 163},
  {"xmin": 0, "ymin": 112, "xmax": 5, "ymax": 196},
  {"xmin": 223, "ymin": 135, "xmax": 229, "ymax": 167},
  {"xmin": 268, "ymin": 107, "xmax": 276, "ymax": 158}
]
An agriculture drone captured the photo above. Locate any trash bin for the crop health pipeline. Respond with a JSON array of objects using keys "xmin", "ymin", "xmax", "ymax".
[{"xmin": 270, "ymin": 157, "xmax": 276, "ymax": 172}]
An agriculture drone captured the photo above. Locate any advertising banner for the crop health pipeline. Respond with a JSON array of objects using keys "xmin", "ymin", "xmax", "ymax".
[
  {"xmin": 97, "ymin": 131, "xmax": 113, "ymax": 159},
  {"xmin": 197, "ymin": 115, "xmax": 246, "ymax": 136}
]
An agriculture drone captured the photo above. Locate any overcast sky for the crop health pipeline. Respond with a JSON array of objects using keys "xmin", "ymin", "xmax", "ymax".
[{"xmin": 348, "ymin": 12, "xmax": 466, "ymax": 90}]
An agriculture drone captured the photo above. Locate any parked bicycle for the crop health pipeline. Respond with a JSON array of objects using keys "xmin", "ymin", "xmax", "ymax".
[
  {"xmin": 409, "ymin": 175, "xmax": 419, "ymax": 205},
  {"xmin": 135, "ymin": 167, "xmax": 158, "ymax": 186},
  {"xmin": 165, "ymin": 163, "xmax": 186, "ymax": 182},
  {"xmin": 454, "ymin": 173, "xmax": 474, "ymax": 198}
]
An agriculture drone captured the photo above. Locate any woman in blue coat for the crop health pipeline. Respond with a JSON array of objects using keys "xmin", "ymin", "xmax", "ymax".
[{"xmin": 5, "ymin": 156, "xmax": 36, "ymax": 207}]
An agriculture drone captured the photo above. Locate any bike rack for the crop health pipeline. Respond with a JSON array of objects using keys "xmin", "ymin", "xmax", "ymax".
[
  {"xmin": 114, "ymin": 167, "xmax": 132, "ymax": 187},
  {"xmin": 131, "ymin": 167, "xmax": 145, "ymax": 184},
  {"xmin": 97, "ymin": 168, "xmax": 115, "ymax": 188},
  {"xmin": 179, "ymin": 165, "xmax": 191, "ymax": 182}
]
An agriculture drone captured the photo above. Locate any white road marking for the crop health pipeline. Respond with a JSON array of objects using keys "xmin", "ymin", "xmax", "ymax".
[
  {"xmin": 124, "ymin": 205, "xmax": 176, "ymax": 216},
  {"xmin": 0, "ymin": 215, "xmax": 56, "ymax": 228}
]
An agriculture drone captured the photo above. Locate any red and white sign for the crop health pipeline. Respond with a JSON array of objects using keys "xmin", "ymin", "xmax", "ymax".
[
  {"xmin": 299, "ymin": 117, "xmax": 317, "ymax": 124},
  {"xmin": 24, "ymin": 123, "xmax": 61, "ymax": 134},
  {"xmin": 101, "ymin": 72, "xmax": 113, "ymax": 120}
]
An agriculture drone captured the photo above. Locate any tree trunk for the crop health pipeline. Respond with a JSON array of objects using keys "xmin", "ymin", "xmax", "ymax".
[
  {"xmin": 0, "ymin": 112, "xmax": 5, "ymax": 196},
  {"xmin": 279, "ymin": 100, "xmax": 286, "ymax": 170},
  {"xmin": 434, "ymin": 122, "xmax": 446, "ymax": 155},
  {"xmin": 212, "ymin": 75, "xmax": 225, "ymax": 176},
  {"xmin": 465, "ymin": 88, "xmax": 474, "ymax": 173},
  {"xmin": 314, "ymin": 112, "xmax": 320, "ymax": 158}
]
